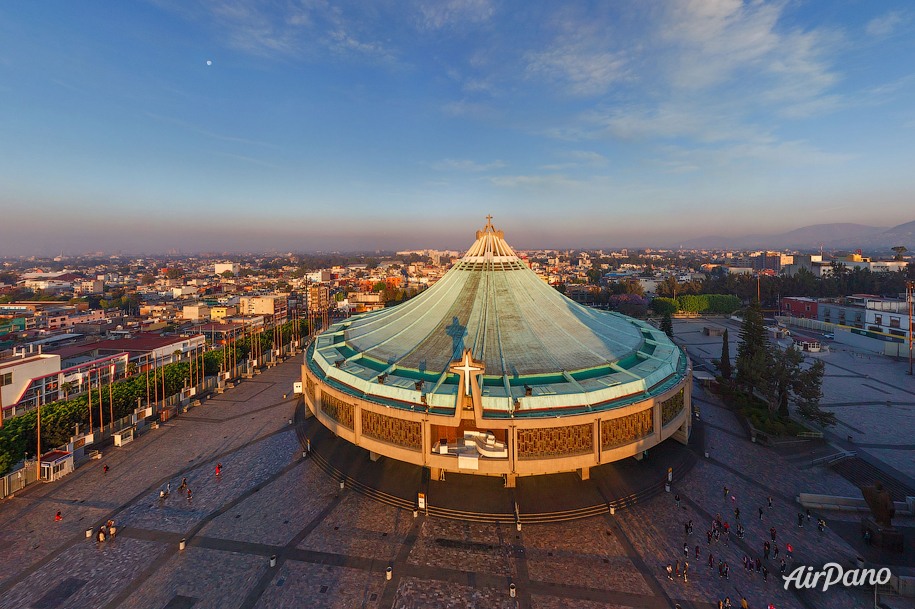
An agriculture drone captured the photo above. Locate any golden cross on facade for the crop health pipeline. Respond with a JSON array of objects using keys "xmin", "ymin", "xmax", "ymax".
[
  {"xmin": 450, "ymin": 349, "xmax": 484, "ymax": 396},
  {"xmin": 485, "ymin": 214, "xmax": 493, "ymax": 227}
]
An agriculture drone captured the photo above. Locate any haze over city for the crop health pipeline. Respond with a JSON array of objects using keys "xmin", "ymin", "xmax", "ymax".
[{"xmin": 2, "ymin": 1, "xmax": 915, "ymax": 254}]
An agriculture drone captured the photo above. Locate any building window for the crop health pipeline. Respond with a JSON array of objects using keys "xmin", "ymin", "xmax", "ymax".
[
  {"xmin": 874, "ymin": 314, "xmax": 883, "ymax": 325},
  {"xmin": 890, "ymin": 317, "xmax": 901, "ymax": 329},
  {"xmin": 0, "ymin": 372, "xmax": 11, "ymax": 387}
]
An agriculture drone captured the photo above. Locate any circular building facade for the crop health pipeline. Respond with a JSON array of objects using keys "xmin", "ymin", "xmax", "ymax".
[{"xmin": 302, "ymin": 219, "xmax": 691, "ymax": 486}]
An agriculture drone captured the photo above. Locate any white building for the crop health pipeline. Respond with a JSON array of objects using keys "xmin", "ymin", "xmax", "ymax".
[
  {"xmin": 1, "ymin": 353, "xmax": 60, "ymax": 413},
  {"xmin": 214, "ymin": 263, "xmax": 241, "ymax": 276}
]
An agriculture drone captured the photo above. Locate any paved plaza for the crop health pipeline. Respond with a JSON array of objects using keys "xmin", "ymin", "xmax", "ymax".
[{"xmin": 1, "ymin": 352, "xmax": 913, "ymax": 609}]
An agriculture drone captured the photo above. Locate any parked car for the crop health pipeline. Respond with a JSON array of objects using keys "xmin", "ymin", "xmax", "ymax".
[{"xmin": 823, "ymin": 332, "xmax": 834, "ymax": 340}]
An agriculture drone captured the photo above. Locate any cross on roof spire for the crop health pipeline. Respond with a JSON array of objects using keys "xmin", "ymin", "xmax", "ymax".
[{"xmin": 485, "ymin": 214, "xmax": 493, "ymax": 228}]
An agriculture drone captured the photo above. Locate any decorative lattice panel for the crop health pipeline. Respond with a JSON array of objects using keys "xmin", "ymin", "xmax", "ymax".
[
  {"xmin": 661, "ymin": 389, "xmax": 685, "ymax": 427},
  {"xmin": 361, "ymin": 410, "xmax": 422, "ymax": 451},
  {"xmin": 321, "ymin": 392, "xmax": 354, "ymax": 429},
  {"xmin": 601, "ymin": 408, "xmax": 654, "ymax": 450},
  {"xmin": 305, "ymin": 375, "xmax": 316, "ymax": 405},
  {"xmin": 516, "ymin": 423, "xmax": 593, "ymax": 460}
]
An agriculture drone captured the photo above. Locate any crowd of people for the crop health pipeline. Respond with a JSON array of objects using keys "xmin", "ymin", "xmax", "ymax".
[{"xmin": 664, "ymin": 482, "xmax": 827, "ymax": 609}]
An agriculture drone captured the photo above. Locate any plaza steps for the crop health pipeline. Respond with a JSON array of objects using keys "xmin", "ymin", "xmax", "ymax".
[
  {"xmin": 829, "ymin": 457, "xmax": 915, "ymax": 502},
  {"xmin": 293, "ymin": 401, "xmax": 699, "ymax": 524}
]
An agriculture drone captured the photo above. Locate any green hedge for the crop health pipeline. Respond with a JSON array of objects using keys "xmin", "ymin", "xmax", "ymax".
[{"xmin": 651, "ymin": 294, "xmax": 741, "ymax": 315}]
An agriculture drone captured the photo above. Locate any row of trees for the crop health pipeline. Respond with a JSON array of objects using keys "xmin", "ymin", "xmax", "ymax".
[
  {"xmin": 0, "ymin": 319, "xmax": 307, "ymax": 476},
  {"xmin": 718, "ymin": 302, "xmax": 834, "ymax": 427},
  {"xmin": 702, "ymin": 264, "xmax": 915, "ymax": 305},
  {"xmin": 650, "ymin": 294, "xmax": 742, "ymax": 315}
]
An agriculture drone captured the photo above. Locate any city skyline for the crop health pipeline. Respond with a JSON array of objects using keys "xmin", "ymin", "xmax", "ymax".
[{"xmin": 2, "ymin": 1, "xmax": 915, "ymax": 254}]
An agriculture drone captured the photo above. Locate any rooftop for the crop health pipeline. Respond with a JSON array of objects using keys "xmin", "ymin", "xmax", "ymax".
[{"xmin": 309, "ymin": 218, "xmax": 686, "ymax": 416}]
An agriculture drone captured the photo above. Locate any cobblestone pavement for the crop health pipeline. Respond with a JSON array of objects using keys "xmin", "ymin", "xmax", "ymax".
[
  {"xmin": 121, "ymin": 547, "xmax": 267, "ymax": 609},
  {"xmin": 2, "ymin": 354, "xmax": 913, "ymax": 609},
  {"xmin": 392, "ymin": 576, "xmax": 515, "ymax": 609}
]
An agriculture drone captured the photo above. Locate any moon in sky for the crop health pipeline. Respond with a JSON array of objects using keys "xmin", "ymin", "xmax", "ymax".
[{"xmin": 206, "ymin": 60, "xmax": 212, "ymax": 66}]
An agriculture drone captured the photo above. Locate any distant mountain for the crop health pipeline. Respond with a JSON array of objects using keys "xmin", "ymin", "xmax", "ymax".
[
  {"xmin": 677, "ymin": 222, "xmax": 909, "ymax": 250},
  {"xmin": 873, "ymin": 220, "xmax": 915, "ymax": 250}
]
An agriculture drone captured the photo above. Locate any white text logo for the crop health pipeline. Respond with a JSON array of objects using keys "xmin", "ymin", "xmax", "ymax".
[{"xmin": 783, "ymin": 563, "xmax": 891, "ymax": 591}]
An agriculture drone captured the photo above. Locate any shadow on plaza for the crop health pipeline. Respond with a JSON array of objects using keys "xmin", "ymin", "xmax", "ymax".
[{"xmin": 299, "ymin": 408, "xmax": 701, "ymax": 521}]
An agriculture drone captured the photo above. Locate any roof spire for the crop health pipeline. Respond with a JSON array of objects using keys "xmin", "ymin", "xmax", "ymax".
[{"xmin": 464, "ymin": 217, "xmax": 517, "ymax": 260}]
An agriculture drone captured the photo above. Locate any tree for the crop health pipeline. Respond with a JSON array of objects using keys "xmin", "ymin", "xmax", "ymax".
[
  {"xmin": 892, "ymin": 246, "xmax": 908, "ymax": 261},
  {"xmin": 650, "ymin": 297, "xmax": 678, "ymax": 315},
  {"xmin": 767, "ymin": 345, "xmax": 803, "ymax": 417},
  {"xmin": 220, "ymin": 270, "xmax": 235, "ymax": 278},
  {"xmin": 793, "ymin": 359, "xmax": 835, "ymax": 426},
  {"xmin": 719, "ymin": 329, "xmax": 732, "ymax": 380},
  {"xmin": 660, "ymin": 311, "xmax": 674, "ymax": 338},
  {"xmin": 735, "ymin": 301, "xmax": 769, "ymax": 395}
]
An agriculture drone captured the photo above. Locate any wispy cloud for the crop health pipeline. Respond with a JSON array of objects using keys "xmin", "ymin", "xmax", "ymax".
[
  {"xmin": 145, "ymin": 112, "xmax": 279, "ymax": 149},
  {"xmin": 866, "ymin": 11, "xmax": 909, "ymax": 38},
  {"xmin": 430, "ymin": 158, "xmax": 505, "ymax": 171},
  {"xmin": 212, "ymin": 151, "xmax": 278, "ymax": 168},
  {"xmin": 155, "ymin": 0, "xmax": 397, "ymax": 64},
  {"xmin": 415, "ymin": 0, "xmax": 495, "ymax": 31},
  {"xmin": 525, "ymin": 44, "xmax": 627, "ymax": 96},
  {"xmin": 441, "ymin": 99, "xmax": 498, "ymax": 119},
  {"xmin": 490, "ymin": 173, "xmax": 586, "ymax": 189}
]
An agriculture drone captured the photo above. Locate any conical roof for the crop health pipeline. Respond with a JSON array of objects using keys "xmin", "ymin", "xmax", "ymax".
[{"xmin": 309, "ymin": 218, "xmax": 686, "ymax": 415}]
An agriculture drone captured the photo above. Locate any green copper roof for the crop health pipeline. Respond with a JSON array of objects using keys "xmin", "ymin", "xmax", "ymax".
[{"xmin": 309, "ymin": 218, "xmax": 686, "ymax": 416}]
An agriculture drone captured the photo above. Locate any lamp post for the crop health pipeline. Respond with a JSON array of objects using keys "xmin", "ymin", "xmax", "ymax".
[
  {"xmin": 907, "ymin": 281, "xmax": 914, "ymax": 376},
  {"xmin": 35, "ymin": 397, "xmax": 41, "ymax": 480}
]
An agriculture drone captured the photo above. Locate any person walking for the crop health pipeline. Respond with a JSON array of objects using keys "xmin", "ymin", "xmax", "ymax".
[
  {"xmin": 770, "ymin": 527, "xmax": 777, "ymax": 541},
  {"xmin": 763, "ymin": 565, "xmax": 769, "ymax": 582},
  {"xmin": 675, "ymin": 493, "xmax": 681, "ymax": 508},
  {"xmin": 55, "ymin": 511, "xmax": 62, "ymax": 522},
  {"xmin": 786, "ymin": 543, "xmax": 793, "ymax": 560},
  {"xmin": 666, "ymin": 564, "xmax": 674, "ymax": 580},
  {"xmin": 683, "ymin": 561, "xmax": 689, "ymax": 583},
  {"xmin": 773, "ymin": 543, "xmax": 779, "ymax": 559},
  {"xmin": 695, "ymin": 544, "xmax": 700, "ymax": 560},
  {"xmin": 683, "ymin": 543, "xmax": 689, "ymax": 558},
  {"xmin": 103, "ymin": 464, "xmax": 109, "ymax": 474},
  {"xmin": 708, "ymin": 553, "xmax": 714, "ymax": 569},
  {"xmin": 740, "ymin": 597, "xmax": 749, "ymax": 609},
  {"xmin": 108, "ymin": 519, "xmax": 117, "ymax": 539},
  {"xmin": 734, "ymin": 507, "xmax": 740, "ymax": 521},
  {"xmin": 764, "ymin": 541, "xmax": 770, "ymax": 559},
  {"xmin": 768, "ymin": 496, "xmax": 773, "ymax": 508},
  {"xmin": 215, "ymin": 462, "xmax": 222, "ymax": 477},
  {"xmin": 187, "ymin": 488, "xmax": 193, "ymax": 502},
  {"xmin": 758, "ymin": 506, "xmax": 764, "ymax": 520}
]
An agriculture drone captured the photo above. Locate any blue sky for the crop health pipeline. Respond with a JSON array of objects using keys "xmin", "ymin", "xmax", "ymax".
[{"xmin": 1, "ymin": 1, "xmax": 914, "ymax": 254}]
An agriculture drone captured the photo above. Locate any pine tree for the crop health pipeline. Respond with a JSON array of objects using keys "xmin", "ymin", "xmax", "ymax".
[
  {"xmin": 719, "ymin": 329, "xmax": 732, "ymax": 380},
  {"xmin": 794, "ymin": 359, "xmax": 835, "ymax": 426},
  {"xmin": 661, "ymin": 311, "xmax": 674, "ymax": 338},
  {"xmin": 735, "ymin": 301, "xmax": 769, "ymax": 396}
]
